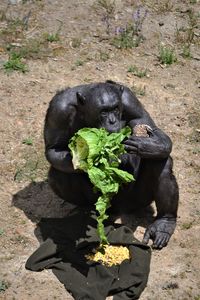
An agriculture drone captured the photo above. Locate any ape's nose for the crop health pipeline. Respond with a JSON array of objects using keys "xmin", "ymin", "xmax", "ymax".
[{"xmin": 109, "ymin": 113, "xmax": 116, "ymax": 124}]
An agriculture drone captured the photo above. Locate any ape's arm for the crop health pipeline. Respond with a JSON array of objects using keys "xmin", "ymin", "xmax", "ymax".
[
  {"xmin": 45, "ymin": 146, "xmax": 75, "ymax": 173},
  {"xmin": 44, "ymin": 92, "xmax": 80, "ymax": 174},
  {"xmin": 121, "ymin": 86, "xmax": 172, "ymax": 159}
]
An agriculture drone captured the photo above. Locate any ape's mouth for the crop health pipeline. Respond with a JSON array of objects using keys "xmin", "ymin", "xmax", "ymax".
[{"xmin": 103, "ymin": 123, "xmax": 122, "ymax": 133}]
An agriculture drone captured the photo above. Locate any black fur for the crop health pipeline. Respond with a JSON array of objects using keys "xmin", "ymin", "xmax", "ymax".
[{"xmin": 44, "ymin": 81, "xmax": 179, "ymax": 249}]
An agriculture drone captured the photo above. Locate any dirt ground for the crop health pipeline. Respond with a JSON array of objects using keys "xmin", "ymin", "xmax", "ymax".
[{"xmin": 0, "ymin": 0, "xmax": 200, "ymax": 299}]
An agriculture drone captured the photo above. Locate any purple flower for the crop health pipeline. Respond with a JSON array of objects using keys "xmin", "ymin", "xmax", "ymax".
[
  {"xmin": 115, "ymin": 26, "xmax": 125, "ymax": 35},
  {"xmin": 133, "ymin": 7, "xmax": 140, "ymax": 21},
  {"xmin": 132, "ymin": 7, "xmax": 148, "ymax": 33}
]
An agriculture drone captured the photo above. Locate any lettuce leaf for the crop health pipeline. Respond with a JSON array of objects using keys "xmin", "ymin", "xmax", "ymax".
[{"xmin": 68, "ymin": 127, "xmax": 134, "ymax": 244}]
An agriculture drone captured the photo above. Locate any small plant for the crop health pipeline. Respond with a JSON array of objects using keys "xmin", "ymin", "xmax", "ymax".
[
  {"xmin": 6, "ymin": 35, "xmax": 53, "ymax": 60},
  {"xmin": 187, "ymin": 9, "xmax": 199, "ymax": 43},
  {"xmin": 132, "ymin": 7, "xmax": 148, "ymax": 35},
  {"xmin": 75, "ymin": 59, "xmax": 84, "ymax": 67},
  {"xmin": 175, "ymin": 26, "xmax": 189, "ymax": 44},
  {"xmin": 99, "ymin": 50, "xmax": 110, "ymax": 61},
  {"xmin": 44, "ymin": 20, "xmax": 63, "ymax": 43},
  {"xmin": 127, "ymin": 65, "xmax": 147, "ymax": 77},
  {"xmin": 0, "ymin": 280, "xmax": 9, "ymax": 293},
  {"xmin": 131, "ymin": 84, "xmax": 146, "ymax": 96},
  {"xmin": 112, "ymin": 26, "xmax": 143, "ymax": 48},
  {"xmin": 0, "ymin": 228, "xmax": 4, "ymax": 236},
  {"xmin": 95, "ymin": 0, "xmax": 116, "ymax": 34},
  {"xmin": 22, "ymin": 138, "xmax": 33, "ymax": 146},
  {"xmin": 181, "ymin": 221, "xmax": 193, "ymax": 230},
  {"xmin": 3, "ymin": 52, "xmax": 28, "ymax": 73},
  {"xmin": 19, "ymin": 40, "xmax": 41, "ymax": 59},
  {"xmin": 158, "ymin": 45, "xmax": 177, "ymax": 65},
  {"xmin": 112, "ymin": 7, "xmax": 147, "ymax": 49},
  {"xmin": 45, "ymin": 32, "xmax": 60, "ymax": 43},
  {"xmin": 71, "ymin": 37, "xmax": 81, "ymax": 48},
  {"xmin": 0, "ymin": 18, "xmax": 24, "ymax": 45},
  {"xmin": 181, "ymin": 44, "xmax": 192, "ymax": 58},
  {"xmin": 175, "ymin": 9, "xmax": 199, "ymax": 46}
]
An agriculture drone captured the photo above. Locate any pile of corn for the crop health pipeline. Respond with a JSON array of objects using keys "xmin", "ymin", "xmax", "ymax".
[{"xmin": 86, "ymin": 245, "xmax": 130, "ymax": 267}]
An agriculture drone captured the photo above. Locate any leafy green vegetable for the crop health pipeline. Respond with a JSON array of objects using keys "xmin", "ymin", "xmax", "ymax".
[{"xmin": 68, "ymin": 127, "xmax": 134, "ymax": 244}]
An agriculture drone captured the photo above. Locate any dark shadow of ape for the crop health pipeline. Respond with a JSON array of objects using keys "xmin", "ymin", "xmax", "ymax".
[
  {"xmin": 12, "ymin": 181, "xmax": 99, "ymax": 275},
  {"xmin": 12, "ymin": 181, "xmax": 75, "ymax": 222},
  {"xmin": 12, "ymin": 180, "xmax": 154, "ymax": 244},
  {"xmin": 12, "ymin": 180, "xmax": 76, "ymax": 242}
]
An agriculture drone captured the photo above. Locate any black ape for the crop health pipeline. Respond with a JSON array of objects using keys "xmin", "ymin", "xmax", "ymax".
[{"xmin": 44, "ymin": 81, "xmax": 179, "ymax": 249}]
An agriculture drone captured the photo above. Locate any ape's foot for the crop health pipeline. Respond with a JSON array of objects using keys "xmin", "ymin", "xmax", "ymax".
[{"xmin": 142, "ymin": 217, "xmax": 176, "ymax": 249}]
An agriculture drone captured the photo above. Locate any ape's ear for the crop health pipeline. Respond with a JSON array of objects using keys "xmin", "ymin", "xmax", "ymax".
[
  {"xmin": 76, "ymin": 92, "xmax": 86, "ymax": 105},
  {"xmin": 106, "ymin": 80, "xmax": 117, "ymax": 85},
  {"xmin": 106, "ymin": 80, "xmax": 124, "ymax": 95}
]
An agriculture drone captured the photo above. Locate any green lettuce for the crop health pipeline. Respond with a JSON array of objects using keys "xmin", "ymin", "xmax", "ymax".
[{"xmin": 68, "ymin": 127, "xmax": 134, "ymax": 244}]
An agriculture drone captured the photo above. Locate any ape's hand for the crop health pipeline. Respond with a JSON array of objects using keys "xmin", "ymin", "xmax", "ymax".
[
  {"xmin": 123, "ymin": 128, "xmax": 171, "ymax": 159},
  {"xmin": 142, "ymin": 218, "xmax": 176, "ymax": 249},
  {"xmin": 119, "ymin": 153, "xmax": 141, "ymax": 178},
  {"xmin": 123, "ymin": 135, "xmax": 152, "ymax": 156}
]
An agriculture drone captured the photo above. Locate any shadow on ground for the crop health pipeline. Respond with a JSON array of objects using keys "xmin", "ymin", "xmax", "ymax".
[{"xmin": 12, "ymin": 181, "xmax": 155, "ymax": 244}]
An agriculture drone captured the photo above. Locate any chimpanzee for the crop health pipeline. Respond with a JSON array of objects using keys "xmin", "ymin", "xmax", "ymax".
[{"xmin": 44, "ymin": 81, "xmax": 179, "ymax": 249}]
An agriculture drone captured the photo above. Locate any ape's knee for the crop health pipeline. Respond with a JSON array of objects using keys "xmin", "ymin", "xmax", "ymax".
[
  {"xmin": 164, "ymin": 156, "xmax": 173, "ymax": 171},
  {"xmin": 158, "ymin": 157, "xmax": 179, "ymax": 200},
  {"xmin": 157, "ymin": 156, "xmax": 174, "ymax": 179}
]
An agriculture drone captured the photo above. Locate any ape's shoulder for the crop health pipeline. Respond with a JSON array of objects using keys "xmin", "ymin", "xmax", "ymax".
[
  {"xmin": 48, "ymin": 87, "xmax": 77, "ymax": 113},
  {"xmin": 45, "ymin": 84, "xmax": 96, "ymax": 129},
  {"xmin": 48, "ymin": 83, "xmax": 100, "ymax": 112}
]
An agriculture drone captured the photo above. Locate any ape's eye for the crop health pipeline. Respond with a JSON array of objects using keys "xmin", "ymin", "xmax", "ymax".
[
  {"xmin": 114, "ymin": 108, "xmax": 119, "ymax": 114},
  {"xmin": 101, "ymin": 111, "xmax": 107, "ymax": 117}
]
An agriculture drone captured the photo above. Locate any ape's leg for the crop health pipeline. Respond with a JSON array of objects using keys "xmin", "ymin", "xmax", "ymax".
[
  {"xmin": 48, "ymin": 167, "xmax": 98, "ymax": 207},
  {"xmin": 111, "ymin": 156, "xmax": 178, "ymax": 249},
  {"xmin": 141, "ymin": 157, "xmax": 179, "ymax": 249}
]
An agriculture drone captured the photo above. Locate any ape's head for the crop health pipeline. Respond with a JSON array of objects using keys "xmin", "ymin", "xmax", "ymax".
[{"xmin": 76, "ymin": 82, "xmax": 124, "ymax": 133}]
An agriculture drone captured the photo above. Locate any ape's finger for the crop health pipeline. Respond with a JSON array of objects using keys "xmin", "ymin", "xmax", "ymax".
[
  {"xmin": 123, "ymin": 140, "xmax": 138, "ymax": 146},
  {"xmin": 142, "ymin": 230, "xmax": 151, "ymax": 244},
  {"xmin": 160, "ymin": 234, "xmax": 170, "ymax": 248},
  {"xmin": 153, "ymin": 234, "xmax": 169, "ymax": 249},
  {"xmin": 152, "ymin": 236, "xmax": 160, "ymax": 249},
  {"xmin": 153, "ymin": 236, "xmax": 164, "ymax": 249},
  {"xmin": 124, "ymin": 145, "xmax": 138, "ymax": 153}
]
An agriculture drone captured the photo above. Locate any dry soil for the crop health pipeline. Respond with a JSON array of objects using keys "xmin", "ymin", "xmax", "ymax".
[{"xmin": 0, "ymin": 0, "xmax": 200, "ymax": 299}]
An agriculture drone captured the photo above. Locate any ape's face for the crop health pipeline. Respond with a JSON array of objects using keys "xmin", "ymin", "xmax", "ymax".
[
  {"xmin": 91, "ymin": 95, "xmax": 122, "ymax": 133},
  {"xmin": 77, "ymin": 83, "xmax": 123, "ymax": 133}
]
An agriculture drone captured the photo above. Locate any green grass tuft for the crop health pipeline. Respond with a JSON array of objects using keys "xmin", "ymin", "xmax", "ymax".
[
  {"xmin": 3, "ymin": 52, "xmax": 28, "ymax": 73},
  {"xmin": 0, "ymin": 280, "xmax": 9, "ymax": 293},
  {"xmin": 22, "ymin": 138, "xmax": 33, "ymax": 146},
  {"xmin": 127, "ymin": 65, "xmax": 147, "ymax": 78},
  {"xmin": 158, "ymin": 46, "xmax": 177, "ymax": 65},
  {"xmin": 112, "ymin": 26, "xmax": 144, "ymax": 49},
  {"xmin": 44, "ymin": 32, "xmax": 60, "ymax": 43}
]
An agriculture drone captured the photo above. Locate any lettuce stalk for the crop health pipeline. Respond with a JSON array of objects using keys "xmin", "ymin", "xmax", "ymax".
[{"xmin": 69, "ymin": 127, "xmax": 134, "ymax": 244}]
